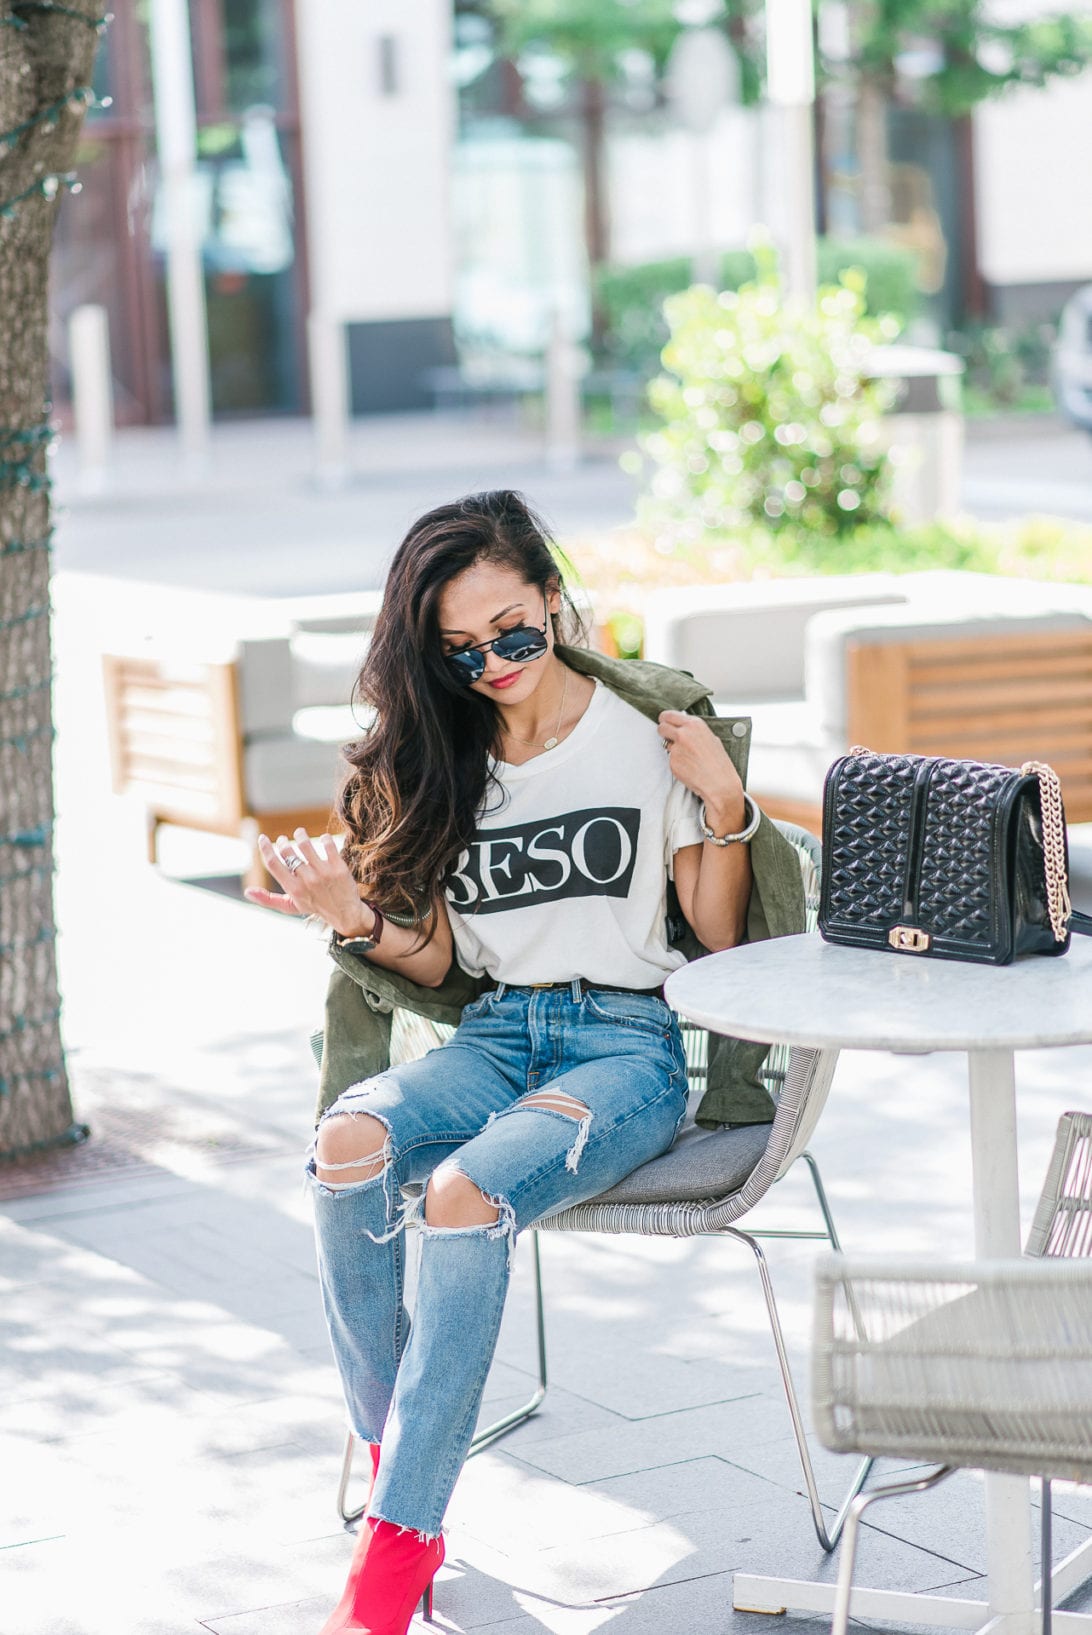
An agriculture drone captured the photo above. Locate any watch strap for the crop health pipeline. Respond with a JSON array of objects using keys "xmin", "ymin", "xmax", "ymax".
[{"xmin": 333, "ymin": 901, "xmax": 384, "ymax": 951}]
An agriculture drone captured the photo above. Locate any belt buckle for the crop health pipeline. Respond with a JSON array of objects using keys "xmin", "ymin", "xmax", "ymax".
[{"xmin": 530, "ymin": 981, "xmax": 556, "ymax": 989}]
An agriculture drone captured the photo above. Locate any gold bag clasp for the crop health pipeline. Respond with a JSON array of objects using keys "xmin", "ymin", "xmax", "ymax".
[{"xmin": 889, "ymin": 926, "xmax": 931, "ymax": 952}]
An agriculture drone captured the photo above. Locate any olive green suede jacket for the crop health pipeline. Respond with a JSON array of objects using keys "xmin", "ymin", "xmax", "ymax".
[{"xmin": 313, "ymin": 645, "xmax": 806, "ymax": 1130}]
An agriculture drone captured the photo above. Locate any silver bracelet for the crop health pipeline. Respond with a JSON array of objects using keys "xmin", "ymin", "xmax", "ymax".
[{"xmin": 699, "ymin": 792, "xmax": 761, "ymax": 846}]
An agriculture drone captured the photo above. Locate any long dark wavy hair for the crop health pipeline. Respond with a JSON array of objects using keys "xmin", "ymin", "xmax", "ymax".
[{"xmin": 336, "ymin": 489, "xmax": 586, "ymax": 935}]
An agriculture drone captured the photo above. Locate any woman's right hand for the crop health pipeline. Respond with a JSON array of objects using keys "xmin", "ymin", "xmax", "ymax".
[{"xmin": 245, "ymin": 830, "xmax": 374, "ymax": 938}]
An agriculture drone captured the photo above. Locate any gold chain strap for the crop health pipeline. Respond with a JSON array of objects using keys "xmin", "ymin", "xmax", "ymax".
[{"xmin": 1022, "ymin": 760, "xmax": 1072, "ymax": 942}]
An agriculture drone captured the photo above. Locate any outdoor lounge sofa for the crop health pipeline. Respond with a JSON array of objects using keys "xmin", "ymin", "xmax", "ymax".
[
  {"xmin": 101, "ymin": 567, "xmax": 1092, "ymax": 883},
  {"xmin": 643, "ymin": 570, "xmax": 1092, "ymax": 833}
]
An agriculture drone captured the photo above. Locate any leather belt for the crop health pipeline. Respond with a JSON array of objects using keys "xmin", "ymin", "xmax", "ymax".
[{"xmin": 483, "ymin": 977, "xmax": 667, "ymax": 1003}]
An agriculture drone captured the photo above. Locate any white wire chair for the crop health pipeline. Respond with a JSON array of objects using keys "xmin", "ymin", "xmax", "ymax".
[
  {"xmin": 331, "ymin": 823, "xmax": 871, "ymax": 1552},
  {"xmin": 1026, "ymin": 1111, "xmax": 1092, "ymax": 1261},
  {"xmin": 814, "ymin": 1111, "xmax": 1092, "ymax": 1635},
  {"xmin": 813, "ymin": 1253, "xmax": 1092, "ymax": 1635}
]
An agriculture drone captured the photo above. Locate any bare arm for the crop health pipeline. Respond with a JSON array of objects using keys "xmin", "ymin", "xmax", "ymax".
[
  {"xmin": 659, "ymin": 711, "xmax": 753, "ymax": 952},
  {"xmin": 245, "ymin": 829, "xmax": 455, "ymax": 987}
]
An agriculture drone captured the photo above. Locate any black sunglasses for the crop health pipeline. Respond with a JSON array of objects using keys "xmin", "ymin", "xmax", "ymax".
[{"xmin": 443, "ymin": 591, "xmax": 550, "ymax": 686}]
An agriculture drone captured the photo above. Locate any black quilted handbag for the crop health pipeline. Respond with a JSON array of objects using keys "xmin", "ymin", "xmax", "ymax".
[{"xmin": 819, "ymin": 748, "xmax": 1092, "ymax": 965}]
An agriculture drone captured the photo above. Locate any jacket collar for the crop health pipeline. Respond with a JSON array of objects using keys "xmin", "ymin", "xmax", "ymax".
[{"xmin": 554, "ymin": 645, "xmax": 713, "ymax": 722}]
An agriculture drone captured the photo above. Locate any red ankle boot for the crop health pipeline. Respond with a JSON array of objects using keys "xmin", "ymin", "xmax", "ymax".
[
  {"xmin": 344, "ymin": 1518, "xmax": 444, "ymax": 1634},
  {"xmin": 316, "ymin": 1443, "xmax": 383, "ymax": 1635}
]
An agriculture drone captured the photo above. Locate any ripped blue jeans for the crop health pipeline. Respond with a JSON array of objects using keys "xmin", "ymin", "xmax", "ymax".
[{"xmin": 306, "ymin": 981, "xmax": 689, "ymax": 1538}]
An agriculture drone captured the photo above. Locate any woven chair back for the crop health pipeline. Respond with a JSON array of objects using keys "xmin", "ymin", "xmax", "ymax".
[
  {"xmin": 813, "ymin": 1255, "xmax": 1092, "ymax": 1483},
  {"xmin": 1026, "ymin": 1110, "xmax": 1092, "ymax": 1259}
]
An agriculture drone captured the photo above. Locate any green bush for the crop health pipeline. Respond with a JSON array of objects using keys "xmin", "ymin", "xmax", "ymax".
[
  {"xmin": 947, "ymin": 318, "xmax": 1059, "ymax": 411},
  {"xmin": 817, "ymin": 239, "xmax": 919, "ymax": 330},
  {"xmin": 594, "ymin": 238, "xmax": 917, "ymax": 376},
  {"xmin": 626, "ymin": 246, "xmax": 901, "ymax": 548},
  {"xmin": 594, "ymin": 254, "xmax": 692, "ymax": 375}
]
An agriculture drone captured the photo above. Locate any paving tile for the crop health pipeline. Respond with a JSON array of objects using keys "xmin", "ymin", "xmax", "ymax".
[
  {"xmin": 408, "ymin": 1580, "xmax": 833, "ymax": 1635},
  {"xmin": 0, "ymin": 1368, "xmax": 222, "ymax": 1445},
  {"xmin": 718, "ymin": 1423, "xmax": 872, "ymax": 1507},
  {"xmin": 441, "ymin": 1456, "xmax": 971, "ymax": 1607},
  {"xmin": 511, "ymin": 1233, "xmax": 805, "ymax": 1419},
  {"xmin": 1045, "ymin": 1479, "xmax": 1092, "ymax": 1530},
  {"xmin": 504, "ymin": 1392, "xmax": 798, "ymax": 1486},
  {"xmin": 485, "ymin": 1385, "xmax": 622, "ymax": 1449},
  {"xmin": 199, "ymin": 1601, "xmax": 331, "ymax": 1634},
  {"xmin": 2, "ymin": 1528, "xmax": 348, "ymax": 1635},
  {"xmin": 848, "ymin": 1466, "xmax": 1091, "ymax": 1581}
]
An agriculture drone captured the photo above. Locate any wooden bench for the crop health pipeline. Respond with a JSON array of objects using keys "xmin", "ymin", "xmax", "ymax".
[{"xmin": 103, "ymin": 652, "xmax": 341, "ymax": 890}]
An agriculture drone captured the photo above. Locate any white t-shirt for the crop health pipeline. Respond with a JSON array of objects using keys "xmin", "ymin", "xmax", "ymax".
[{"xmin": 445, "ymin": 679, "xmax": 706, "ymax": 988}]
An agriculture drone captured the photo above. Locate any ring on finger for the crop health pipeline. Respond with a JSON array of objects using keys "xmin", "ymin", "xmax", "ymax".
[{"xmin": 281, "ymin": 851, "xmax": 305, "ymax": 874}]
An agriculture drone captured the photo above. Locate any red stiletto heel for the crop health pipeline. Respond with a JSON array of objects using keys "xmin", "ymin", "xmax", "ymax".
[{"xmin": 341, "ymin": 1519, "xmax": 444, "ymax": 1635}]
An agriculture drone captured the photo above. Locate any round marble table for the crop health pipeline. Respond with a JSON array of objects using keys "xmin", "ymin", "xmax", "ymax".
[{"xmin": 665, "ymin": 931, "xmax": 1092, "ymax": 1635}]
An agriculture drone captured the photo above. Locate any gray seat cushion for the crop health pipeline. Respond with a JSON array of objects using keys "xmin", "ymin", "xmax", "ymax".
[
  {"xmin": 589, "ymin": 1117, "xmax": 771, "ymax": 1205},
  {"xmin": 399, "ymin": 1118, "xmax": 771, "ymax": 1209}
]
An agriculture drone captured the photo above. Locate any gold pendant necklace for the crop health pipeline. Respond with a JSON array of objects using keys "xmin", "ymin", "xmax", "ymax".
[{"xmin": 504, "ymin": 667, "xmax": 569, "ymax": 752}]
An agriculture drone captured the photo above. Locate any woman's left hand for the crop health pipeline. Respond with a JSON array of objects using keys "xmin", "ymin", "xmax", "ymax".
[{"xmin": 658, "ymin": 710, "xmax": 746, "ymax": 831}]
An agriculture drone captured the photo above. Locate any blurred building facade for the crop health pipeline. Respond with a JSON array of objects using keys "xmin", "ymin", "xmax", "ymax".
[{"xmin": 50, "ymin": 0, "xmax": 1092, "ymax": 425}]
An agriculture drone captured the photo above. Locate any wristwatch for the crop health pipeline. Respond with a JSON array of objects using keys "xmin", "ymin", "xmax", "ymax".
[
  {"xmin": 699, "ymin": 792, "xmax": 761, "ymax": 845},
  {"xmin": 332, "ymin": 902, "xmax": 385, "ymax": 954}
]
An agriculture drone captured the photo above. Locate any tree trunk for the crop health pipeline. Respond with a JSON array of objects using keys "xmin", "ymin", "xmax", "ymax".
[
  {"xmin": 953, "ymin": 113, "xmax": 985, "ymax": 323},
  {"xmin": 855, "ymin": 72, "xmax": 891, "ymax": 231},
  {"xmin": 0, "ymin": 1, "xmax": 104, "ymax": 1158},
  {"xmin": 578, "ymin": 73, "xmax": 610, "ymax": 352}
]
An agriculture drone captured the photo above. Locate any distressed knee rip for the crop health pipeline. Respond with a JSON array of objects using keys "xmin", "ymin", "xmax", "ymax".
[
  {"xmin": 424, "ymin": 1166, "xmax": 501, "ymax": 1228},
  {"xmin": 518, "ymin": 1091, "xmax": 592, "ymax": 1173},
  {"xmin": 314, "ymin": 1108, "xmax": 392, "ymax": 1186},
  {"xmin": 309, "ymin": 1107, "xmax": 418, "ymax": 1245},
  {"xmin": 421, "ymin": 1165, "xmax": 518, "ymax": 1268}
]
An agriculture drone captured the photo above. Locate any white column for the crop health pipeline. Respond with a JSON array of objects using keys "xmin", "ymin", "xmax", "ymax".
[
  {"xmin": 544, "ymin": 306, "xmax": 581, "ymax": 473},
  {"xmin": 294, "ymin": 0, "xmax": 456, "ymax": 464},
  {"xmin": 307, "ymin": 312, "xmax": 350, "ymax": 486},
  {"xmin": 148, "ymin": 0, "xmax": 212, "ymax": 471},
  {"xmin": 766, "ymin": 0, "xmax": 817, "ymax": 303},
  {"xmin": 68, "ymin": 303, "xmax": 114, "ymax": 493}
]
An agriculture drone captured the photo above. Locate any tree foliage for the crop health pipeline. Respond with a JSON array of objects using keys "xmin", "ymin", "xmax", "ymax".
[
  {"xmin": 489, "ymin": 0, "xmax": 684, "ymax": 80},
  {"xmin": 839, "ymin": 0, "xmax": 1092, "ymax": 116}
]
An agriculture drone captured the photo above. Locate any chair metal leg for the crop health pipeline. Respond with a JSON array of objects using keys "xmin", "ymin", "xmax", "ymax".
[
  {"xmin": 799, "ymin": 1149, "xmax": 872, "ymax": 1343},
  {"xmin": 831, "ymin": 1467, "xmax": 954, "ymax": 1635},
  {"xmin": 724, "ymin": 1223, "xmax": 873, "ymax": 1553},
  {"xmin": 469, "ymin": 1228, "xmax": 548, "ymax": 1455},
  {"xmin": 1043, "ymin": 1476, "xmax": 1053, "ymax": 1635},
  {"xmin": 801, "ymin": 1149, "xmax": 843, "ymax": 1251},
  {"xmin": 336, "ymin": 1230, "xmax": 549, "ymax": 1520},
  {"xmin": 337, "ymin": 1427, "xmax": 367, "ymax": 1525}
]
